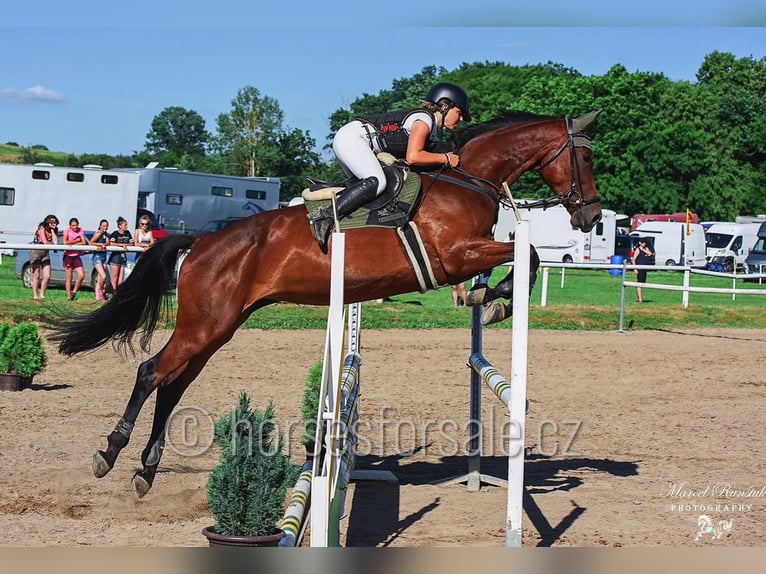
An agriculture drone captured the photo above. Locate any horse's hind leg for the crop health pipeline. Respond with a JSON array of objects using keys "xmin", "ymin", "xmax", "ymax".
[
  {"xmin": 132, "ymin": 357, "xmax": 208, "ymax": 498},
  {"xmin": 464, "ymin": 246, "xmax": 540, "ymax": 325},
  {"xmin": 92, "ymin": 353, "xmax": 164, "ymax": 478}
]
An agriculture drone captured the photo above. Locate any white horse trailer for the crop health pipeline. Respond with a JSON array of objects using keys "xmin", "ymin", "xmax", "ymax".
[{"xmin": 0, "ymin": 163, "xmax": 140, "ymax": 248}]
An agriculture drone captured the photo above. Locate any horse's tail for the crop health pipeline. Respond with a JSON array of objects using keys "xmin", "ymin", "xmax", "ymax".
[{"xmin": 52, "ymin": 234, "xmax": 198, "ymax": 356}]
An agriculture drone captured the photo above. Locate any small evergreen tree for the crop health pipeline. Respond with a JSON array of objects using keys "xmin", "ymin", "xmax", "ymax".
[
  {"xmin": 206, "ymin": 392, "xmax": 298, "ymax": 537},
  {"xmin": 0, "ymin": 322, "xmax": 48, "ymax": 378}
]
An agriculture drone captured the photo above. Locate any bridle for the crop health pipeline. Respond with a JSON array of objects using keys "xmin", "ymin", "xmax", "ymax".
[{"xmin": 524, "ymin": 117, "xmax": 601, "ymax": 210}]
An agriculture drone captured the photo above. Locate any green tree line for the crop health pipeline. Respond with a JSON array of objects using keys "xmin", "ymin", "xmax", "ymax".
[{"xmin": 11, "ymin": 51, "xmax": 765, "ymax": 218}]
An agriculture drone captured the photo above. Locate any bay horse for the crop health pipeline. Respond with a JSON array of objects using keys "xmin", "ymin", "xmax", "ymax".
[{"xmin": 52, "ymin": 110, "xmax": 602, "ymax": 497}]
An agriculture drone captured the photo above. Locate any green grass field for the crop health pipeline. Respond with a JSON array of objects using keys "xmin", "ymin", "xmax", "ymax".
[{"xmin": 1, "ymin": 254, "xmax": 765, "ymax": 330}]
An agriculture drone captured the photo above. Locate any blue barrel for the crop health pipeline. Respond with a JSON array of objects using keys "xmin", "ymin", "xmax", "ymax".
[{"xmin": 609, "ymin": 255, "xmax": 624, "ymax": 276}]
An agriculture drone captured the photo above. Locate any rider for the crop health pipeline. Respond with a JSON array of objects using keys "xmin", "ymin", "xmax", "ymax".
[{"xmin": 308, "ymin": 82, "xmax": 472, "ymax": 250}]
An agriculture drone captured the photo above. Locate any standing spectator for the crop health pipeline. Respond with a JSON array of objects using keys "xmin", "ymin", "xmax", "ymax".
[
  {"xmin": 29, "ymin": 214, "xmax": 58, "ymax": 300},
  {"xmin": 108, "ymin": 216, "xmax": 133, "ymax": 291},
  {"xmin": 89, "ymin": 219, "xmax": 110, "ymax": 301},
  {"xmin": 451, "ymin": 282, "xmax": 468, "ymax": 307},
  {"xmin": 62, "ymin": 217, "xmax": 86, "ymax": 301},
  {"xmin": 632, "ymin": 237, "xmax": 655, "ymax": 303},
  {"xmin": 134, "ymin": 215, "xmax": 156, "ymax": 260}
]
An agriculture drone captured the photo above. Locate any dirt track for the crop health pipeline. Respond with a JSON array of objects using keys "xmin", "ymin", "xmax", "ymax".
[{"xmin": 1, "ymin": 327, "xmax": 764, "ymax": 546}]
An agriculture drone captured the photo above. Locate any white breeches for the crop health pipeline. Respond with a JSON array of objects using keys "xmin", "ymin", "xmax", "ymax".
[{"xmin": 332, "ymin": 121, "xmax": 387, "ymax": 195}]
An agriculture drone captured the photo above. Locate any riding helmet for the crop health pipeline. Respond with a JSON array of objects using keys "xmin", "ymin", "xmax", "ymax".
[{"xmin": 427, "ymin": 82, "xmax": 471, "ymax": 122}]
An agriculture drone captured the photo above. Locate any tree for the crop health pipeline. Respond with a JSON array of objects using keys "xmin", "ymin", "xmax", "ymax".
[
  {"xmin": 212, "ymin": 86, "xmax": 321, "ymax": 201},
  {"xmin": 145, "ymin": 106, "xmax": 209, "ymax": 159},
  {"xmin": 212, "ymin": 86, "xmax": 284, "ymax": 177}
]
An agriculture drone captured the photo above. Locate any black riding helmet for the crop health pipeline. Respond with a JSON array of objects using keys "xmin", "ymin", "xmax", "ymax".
[{"xmin": 426, "ymin": 82, "xmax": 471, "ymax": 122}]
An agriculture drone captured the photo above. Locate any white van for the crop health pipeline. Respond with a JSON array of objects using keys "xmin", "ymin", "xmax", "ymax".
[
  {"xmin": 494, "ymin": 203, "xmax": 617, "ymax": 264},
  {"xmin": 705, "ymin": 222, "xmax": 761, "ymax": 271},
  {"xmin": 631, "ymin": 221, "xmax": 707, "ymax": 267}
]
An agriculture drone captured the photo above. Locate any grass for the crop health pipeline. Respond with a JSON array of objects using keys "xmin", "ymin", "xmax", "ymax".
[{"xmin": 1, "ymin": 255, "xmax": 765, "ymax": 330}]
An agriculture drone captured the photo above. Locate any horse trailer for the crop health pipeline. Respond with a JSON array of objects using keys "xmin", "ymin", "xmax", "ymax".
[
  {"xmin": 494, "ymin": 203, "xmax": 617, "ymax": 264},
  {"xmin": 123, "ymin": 166, "xmax": 281, "ymax": 235}
]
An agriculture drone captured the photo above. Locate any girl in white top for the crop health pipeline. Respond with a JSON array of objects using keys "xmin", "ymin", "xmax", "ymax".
[{"xmin": 134, "ymin": 216, "xmax": 156, "ymax": 256}]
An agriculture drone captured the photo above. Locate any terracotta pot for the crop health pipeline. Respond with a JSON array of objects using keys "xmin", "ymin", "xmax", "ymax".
[
  {"xmin": 201, "ymin": 526, "xmax": 286, "ymax": 547},
  {"xmin": 0, "ymin": 373, "xmax": 32, "ymax": 392}
]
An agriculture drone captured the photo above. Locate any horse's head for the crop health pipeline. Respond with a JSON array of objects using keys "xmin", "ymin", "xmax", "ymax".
[
  {"xmin": 537, "ymin": 111, "xmax": 602, "ymax": 232},
  {"xmin": 455, "ymin": 110, "xmax": 602, "ymax": 233}
]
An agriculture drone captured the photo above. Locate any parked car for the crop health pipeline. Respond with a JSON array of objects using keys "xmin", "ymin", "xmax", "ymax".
[
  {"xmin": 14, "ymin": 231, "xmax": 136, "ymax": 293},
  {"xmin": 199, "ymin": 217, "xmax": 246, "ymax": 234}
]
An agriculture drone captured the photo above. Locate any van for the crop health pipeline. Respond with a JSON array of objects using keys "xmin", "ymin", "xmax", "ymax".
[
  {"xmin": 743, "ymin": 221, "xmax": 766, "ymax": 275},
  {"xmin": 705, "ymin": 223, "xmax": 761, "ymax": 272},
  {"xmin": 631, "ymin": 221, "xmax": 706, "ymax": 267}
]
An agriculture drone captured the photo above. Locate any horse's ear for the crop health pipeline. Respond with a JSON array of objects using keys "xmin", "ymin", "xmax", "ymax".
[{"xmin": 572, "ymin": 110, "xmax": 601, "ymax": 132}]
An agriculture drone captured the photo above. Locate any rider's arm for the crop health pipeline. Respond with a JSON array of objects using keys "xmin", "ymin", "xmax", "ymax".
[{"xmin": 405, "ymin": 120, "xmax": 459, "ymax": 167}]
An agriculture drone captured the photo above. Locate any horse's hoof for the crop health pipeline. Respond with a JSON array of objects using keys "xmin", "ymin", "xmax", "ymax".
[
  {"xmin": 92, "ymin": 451, "xmax": 112, "ymax": 478},
  {"xmin": 132, "ymin": 473, "xmax": 152, "ymax": 498},
  {"xmin": 465, "ymin": 285, "xmax": 487, "ymax": 306},
  {"xmin": 481, "ymin": 301, "xmax": 512, "ymax": 325}
]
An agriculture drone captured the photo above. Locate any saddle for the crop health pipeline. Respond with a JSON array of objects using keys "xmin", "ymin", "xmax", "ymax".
[{"xmin": 301, "ymin": 153, "xmax": 423, "ymax": 230}]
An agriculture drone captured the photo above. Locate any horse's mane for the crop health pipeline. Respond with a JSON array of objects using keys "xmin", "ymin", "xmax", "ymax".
[{"xmin": 453, "ymin": 110, "xmax": 562, "ymax": 151}]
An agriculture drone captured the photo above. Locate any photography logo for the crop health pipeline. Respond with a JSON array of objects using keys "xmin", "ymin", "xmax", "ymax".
[{"xmin": 694, "ymin": 515, "xmax": 733, "ymax": 541}]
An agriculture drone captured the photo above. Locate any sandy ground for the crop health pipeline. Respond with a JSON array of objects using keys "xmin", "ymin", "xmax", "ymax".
[{"xmin": 0, "ymin": 326, "xmax": 764, "ymax": 547}]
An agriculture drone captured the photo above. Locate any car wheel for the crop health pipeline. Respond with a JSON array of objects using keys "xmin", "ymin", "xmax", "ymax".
[
  {"xmin": 665, "ymin": 259, "xmax": 676, "ymax": 267},
  {"xmin": 563, "ymin": 255, "xmax": 573, "ymax": 264},
  {"xmin": 22, "ymin": 264, "xmax": 34, "ymax": 289},
  {"xmin": 725, "ymin": 258, "xmax": 735, "ymax": 273}
]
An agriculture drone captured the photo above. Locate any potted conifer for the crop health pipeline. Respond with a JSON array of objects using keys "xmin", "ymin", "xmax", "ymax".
[
  {"xmin": 0, "ymin": 322, "xmax": 48, "ymax": 391},
  {"xmin": 201, "ymin": 392, "xmax": 298, "ymax": 547}
]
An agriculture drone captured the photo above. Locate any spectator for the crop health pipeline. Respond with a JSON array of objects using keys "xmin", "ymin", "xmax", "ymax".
[
  {"xmin": 89, "ymin": 219, "xmax": 110, "ymax": 301},
  {"xmin": 134, "ymin": 215, "xmax": 156, "ymax": 260},
  {"xmin": 632, "ymin": 238, "xmax": 655, "ymax": 303},
  {"xmin": 108, "ymin": 216, "xmax": 133, "ymax": 291},
  {"xmin": 29, "ymin": 214, "xmax": 58, "ymax": 300},
  {"xmin": 62, "ymin": 217, "xmax": 86, "ymax": 301},
  {"xmin": 452, "ymin": 282, "xmax": 468, "ymax": 307}
]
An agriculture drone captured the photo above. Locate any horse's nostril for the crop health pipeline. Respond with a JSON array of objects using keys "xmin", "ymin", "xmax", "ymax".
[{"xmin": 591, "ymin": 213, "xmax": 602, "ymax": 226}]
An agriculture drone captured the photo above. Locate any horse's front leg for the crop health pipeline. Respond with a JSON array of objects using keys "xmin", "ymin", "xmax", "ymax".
[
  {"xmin": 93, "ymin": 354, "xmax": 162, "ymax": 478},
  {"xmin": 464, "ymin": 245, "xmax": 540, "ymax": 325}
]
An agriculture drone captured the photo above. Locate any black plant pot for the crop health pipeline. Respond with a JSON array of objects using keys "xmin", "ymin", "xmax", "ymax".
[
  {"xmin": 201, "ymin": 526, "xmax": 286, "ymax": 547},
  {"xmin": 0, "ymin": 373, "xmax": 32, "ymax": 392}
]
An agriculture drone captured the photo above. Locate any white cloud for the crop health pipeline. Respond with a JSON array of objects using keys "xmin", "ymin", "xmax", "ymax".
[{"xmin": 0, "ymin": 85, "xmax": 66, "ymax": 103}]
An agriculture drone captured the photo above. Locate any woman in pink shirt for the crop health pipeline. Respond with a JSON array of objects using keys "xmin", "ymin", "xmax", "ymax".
[{"xmin": 63, "ymin": 217, "xmax": 86, "ymax": 301}]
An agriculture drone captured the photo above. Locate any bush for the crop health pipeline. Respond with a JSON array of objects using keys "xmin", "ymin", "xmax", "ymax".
[
  {"xmin": 0, "ymin": 322, "xmax": 48, "ymax": 378},
  {"xmin": 206, "ymin": 392, "xmax": 298, "ymax": 537}
]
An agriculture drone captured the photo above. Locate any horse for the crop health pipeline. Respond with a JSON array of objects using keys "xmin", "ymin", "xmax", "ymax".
[{"xmin": 52, "ymin": 110, "xmax": 602, "ymax": 497}]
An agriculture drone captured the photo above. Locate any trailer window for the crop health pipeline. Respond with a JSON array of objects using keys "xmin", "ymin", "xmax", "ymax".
[
  {"xmin": 212, "ymin": 186, "xmax": 233, "ymax": 198},
  {"xmin": 32, "ymin": 170, "xmax": 50, "ymax": 180},
  {"xmin": 166, "ymin": 194, "xmax": 183, "ymax": 205},
  {"xmin": 0, "ymin": 187, "xmax": 14, "ymax": 206},
  {"xmin": 67, "ymin": 172, "xmax": 85, "ymax": 182},
  {"xmin": 246, "ymin": 189, "xmax": 266, "ymax": 200},
  {"xmin": 101, "ymin": 175, "xmax": 119, "ymax": 184},
  {"xmin": 595, "ymin": 222, "xmax": 604, "ymax": 236}
]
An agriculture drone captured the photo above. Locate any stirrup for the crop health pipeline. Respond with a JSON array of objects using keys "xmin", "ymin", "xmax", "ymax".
[{"xmin": 309, "ymin": 213, "xmax": 334, "ymax": 250}]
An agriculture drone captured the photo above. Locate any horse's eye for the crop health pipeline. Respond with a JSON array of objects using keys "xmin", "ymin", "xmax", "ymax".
[{"xmin": 581, "ymin": 154, "xmax": 593, "ymax": 164}]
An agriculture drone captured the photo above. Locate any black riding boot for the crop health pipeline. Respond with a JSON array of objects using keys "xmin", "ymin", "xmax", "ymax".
[{"xmin": 308, "ymin": 176, "xmax": 379, "ymax": 250}]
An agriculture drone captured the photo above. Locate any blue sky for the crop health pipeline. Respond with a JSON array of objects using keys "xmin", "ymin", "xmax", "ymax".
[{"xmin": 1, "ymin": 2, "xmax": 764, "ymax": 160}]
